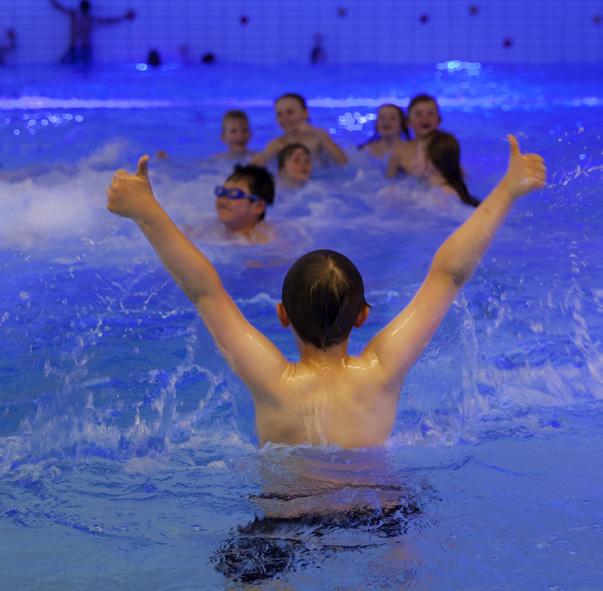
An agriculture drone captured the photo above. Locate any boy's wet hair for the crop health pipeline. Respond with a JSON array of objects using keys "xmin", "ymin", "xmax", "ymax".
[
  {"xmin": 275, "ymin": 93, "xmax": 308, "ymax": 111},
  {"xmin": 427, "ymin": 131, "xmax": 480, "ymax": 207},
  {"xmin": 408, "ymin": 93, "xmax": 441, "ymax": 118},
  {"xmin": 277, "ymin": 143, "xmax": 311, "ymax": 171},
  {"xmin": 222, "ymin": 109, "xmax": 250, "ymax": 132},
  {"xmin": 282, "ymin": 250, "xmax": 368, "ymax": 350},
  {"xmin": 226, "ymin": 165, "xmax": 275, "ymax": 220},
  {"xmin": 80, "ymin": 0, "xmax": 91, "ymax": 13}
]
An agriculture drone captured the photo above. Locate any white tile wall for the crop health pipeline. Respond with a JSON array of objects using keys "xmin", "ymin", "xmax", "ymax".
[{"xmin": 0, "ymin": 0, "xmax": 601, "ymax": 65}]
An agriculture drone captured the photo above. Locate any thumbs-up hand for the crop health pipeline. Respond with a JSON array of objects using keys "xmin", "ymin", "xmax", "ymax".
[
  {"xmin": 503, "ymin": 135, "xmax": 547, "ymax": 199},
  {"xmin": 106, "ymin": 155, "xmax": 155, "ymax": 219}
]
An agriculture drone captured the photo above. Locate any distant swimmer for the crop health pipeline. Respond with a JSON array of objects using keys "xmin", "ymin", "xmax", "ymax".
[
  {"xmin": 277, "ymin": 143, "xmax": 313, "ymax": 189},
  {"xmin": 387, "ymin": 93, "xmax": 442, "ymax": 179},
  {"xmin": 107, "ymin": 136, "xmax": 546, "ymax": 448},
  {"xmin": 359, "ymin": 103, "xmax": 410, "ymax": 159},
  {"xmin": 215, "ymin": 110, "xmax": 256, "ymax": 164},
  {"xmin": 0, "ymin": 29, "xmax": 16, "ymax": 66},
  {"xmin": 49, "ymin": 0, "xmax": 136, "ymax": 66},
  {"xmin": 252, "ymin": 93, "xmax": 348, "ymax": 167}
]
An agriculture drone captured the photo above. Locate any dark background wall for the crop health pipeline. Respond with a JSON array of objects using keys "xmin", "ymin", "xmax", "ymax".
[{"xmin": 1, "ymin": 0, "xmax": 601, "ymax": 65}]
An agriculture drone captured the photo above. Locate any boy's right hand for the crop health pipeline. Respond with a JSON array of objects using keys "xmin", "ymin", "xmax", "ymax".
[
  {"xmin": 106, "ymin": 155, "xmax": 155, "ymax": 220},
  {"xmin": 502, "ymin": 135, "xmax": 547, "ymax": 199}
]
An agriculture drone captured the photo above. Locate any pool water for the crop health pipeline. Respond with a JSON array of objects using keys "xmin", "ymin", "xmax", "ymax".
[{"xmin": 0, "ymin": 63, "xmax": 602, "ymax": 590}]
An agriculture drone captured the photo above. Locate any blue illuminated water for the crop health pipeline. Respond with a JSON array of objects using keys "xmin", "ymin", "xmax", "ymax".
[{"xmin": 0, "ymin": 63, "xmax": 602, "ymax": 590}]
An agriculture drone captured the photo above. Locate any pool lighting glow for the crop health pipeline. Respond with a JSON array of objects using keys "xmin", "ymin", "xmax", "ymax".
[{"xmin": 437, "ymin": 60, "xmax": 482, "ymax": 76}]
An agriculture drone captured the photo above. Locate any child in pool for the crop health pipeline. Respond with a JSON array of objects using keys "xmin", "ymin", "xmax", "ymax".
[
  {"xmin": 107, "ymin": 136, "xmax": 545, "ymax": 448},
  {"xmin": 210, "ymin": 165, "xmax": 275, "ymax": 244},
  {"xmin": 278, "ymin": 143, "xmax": 312, "ymax": 189},
  {"xmin": 359, "ymin": 104, "xmax": 410, "ymax": 159},
  {"xmin": 218, "ymin": 110, "xmax": 255, "ymax": 163},
  {"xmin": 187, "ymin": 164, "xmax": 275, "ymax": 245},
  {"xmin": 159, "ymin": 111, "xmax": 255, "ymax": 163},
  {"xmin": 252, "ymin": 93, "xmax": 348, "ymax": 167},
  {"xmin": 387, "ymin": 94, "xmax": 441, "ymax": 178},
  {"xmin": 425, "ymin": 131, "xmax": 480, "ymax": 207}
]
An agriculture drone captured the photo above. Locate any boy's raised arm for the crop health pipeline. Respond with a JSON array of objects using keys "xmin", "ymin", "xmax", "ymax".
[
  {"xmin": 366, "ymin": 135, "xmax": 546, "ymax": 388},
  {"xmin": 106, "ymin": 156, "xmax": 289, "ymax": 399}
]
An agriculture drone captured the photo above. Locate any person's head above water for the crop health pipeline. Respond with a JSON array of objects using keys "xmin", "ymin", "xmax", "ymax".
[
  {"xmin": 407, "ymin": 94, "xmax": 442, "ymax": 140},
  {"xmin": 359, "ymin": 103, "xmax": 410, "ymax": 150},
  {"xmin": 215, "ymin": 165, "xmax": 275, "ymax": 233},
  {"xmin": 376, "ymin": 104, "xmax": 409, "ymax": 141},
  {"xmin": 274, "ymin": 93, "xmax": 309, "ymax": 134},
  {"xmin": 278, "ymin": 250, "xmax": 370, "ymax": 350},
  {"xmin": 277, "ymin": 143, "xmax": 312, "ymax": 186},
  {"xmin": 79, "ymin": 0, "xmax": 91, "ymax": 14},
  {"xmin": 221, "ymin": 110, "xmax": 251, "ymax": 154}
]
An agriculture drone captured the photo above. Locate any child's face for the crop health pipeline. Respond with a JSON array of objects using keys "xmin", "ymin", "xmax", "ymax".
[
  {"xmin": 215, "ymin": 179, "xmax": 265, "ymax": 232},
  {"xmin": 282, "ymin": 148, "xmax": 312, "ymax": 183},
  {"xmin": 408, "ymin": 101, "xmax": 441, "ymax": 139},
  {"xmin": 275, "ymin": 98, "xmax": 308, "ymax": 134},
  {"xmin": 222, "ymin": 119, "xmax": 251, "ymax": 152},
  {"xmin": 376, "ymin": 106, "xmax": 403, "ymax": 139}
]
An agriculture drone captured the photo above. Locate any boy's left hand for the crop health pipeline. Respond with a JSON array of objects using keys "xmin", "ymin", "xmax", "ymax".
[{"xmin": 106, "ymin": 155, "xmax": 155, "ymax": 220}]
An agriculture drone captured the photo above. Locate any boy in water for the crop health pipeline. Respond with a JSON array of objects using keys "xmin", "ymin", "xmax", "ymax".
[
  {"xmin": 387, "ymin": 94, "xmax": 442, "ymax": 178},
  {"xmin": 212, "ymin": 165, "xmax": 275, "ymax": 244},
  {"xmin": 107, "ymin": 136, "xmax": 545, "ymax": 448},
  {"xmin": 278, "ymin": 143, "xmax": 313, "ymax": 189},
  {"xmin": 217, "ymin": 110, "xmax": 255, "ymax": 163}
]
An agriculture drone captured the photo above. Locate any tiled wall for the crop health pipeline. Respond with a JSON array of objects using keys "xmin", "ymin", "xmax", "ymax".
[{"xmin": 1, "ymin": 0, "xmax": 602, "ymax": 65}]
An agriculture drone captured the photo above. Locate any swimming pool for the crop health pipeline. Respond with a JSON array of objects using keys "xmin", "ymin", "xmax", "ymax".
[{"xmin": 1, "ymin": 62, "xmax": 602, "ymax": 590}]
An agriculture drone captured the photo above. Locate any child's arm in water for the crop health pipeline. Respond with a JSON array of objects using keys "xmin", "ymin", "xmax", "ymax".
[
  {"xmin": 366, "ymin": 135, "xmax": 546, "ymax": 388},
  {"xmin": 251, "ymin": 138, "xmax": 284, "ymax": 167},
  {"xmin": 106, "ymin": 156, "xmax": 289, "ymax": 401},
  {"xmin": 305, "ymin": 124, "xmax": 348, "ymax": 165}
]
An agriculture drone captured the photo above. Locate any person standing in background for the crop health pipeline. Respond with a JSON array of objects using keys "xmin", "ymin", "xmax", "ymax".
[
  {"xmin": 49, "ymin": 0, "xmax": 135, "ymax": 66},
  {"xmin": 0, "ymin": 29, "xmax": 16, "ymax": 66}
]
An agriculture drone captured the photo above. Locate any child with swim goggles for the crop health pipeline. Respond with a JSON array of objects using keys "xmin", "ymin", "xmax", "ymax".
[{"xmin": 212, "ymin": 165, "xmax": 275, "ymax": 244}]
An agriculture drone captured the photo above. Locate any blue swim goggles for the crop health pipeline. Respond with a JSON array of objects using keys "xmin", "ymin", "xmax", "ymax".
[{"xmin": 214, "ymin": 185, "xmax": 260, "ymax": 202}]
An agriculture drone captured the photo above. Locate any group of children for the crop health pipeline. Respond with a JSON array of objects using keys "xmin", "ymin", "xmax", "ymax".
[
  {"xmin": 107, "ymin": 82, "xmax": 546, "ymax": 448},
  {"xmin": 209, "ymin": 92, "xmax": 482, "ymax": 244}
]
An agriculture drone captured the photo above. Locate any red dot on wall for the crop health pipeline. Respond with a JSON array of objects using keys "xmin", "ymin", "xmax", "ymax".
[
  {"xmin": 593, "ymin": 14, "xmax": 601, "ymax": 25},
  {"xmin": 239, "ymin": 15, "xmax": 249, "ymax": 26},
  {"xmin": 469, "ymin": 5, "xmax": 479, "ymax": 16},
  {"xmin": 419, "ymin": 13, "xmax": 430, "ymax": 24},
  {"xmin": 337, "ymin": 7, "xmax": 348, "ymax": 18},
  {"xmin": 502, "ymin": 37, "xmax": 513, "ymax": 48}
]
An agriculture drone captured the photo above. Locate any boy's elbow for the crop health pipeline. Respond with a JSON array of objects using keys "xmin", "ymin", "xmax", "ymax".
[
  {"xmin": 449, "ymin": 269, "xmax": 469, "ymax": 287},
  {"xmin": 431, "ymin": 252, "xmax": 471, "ymax": 288}
]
